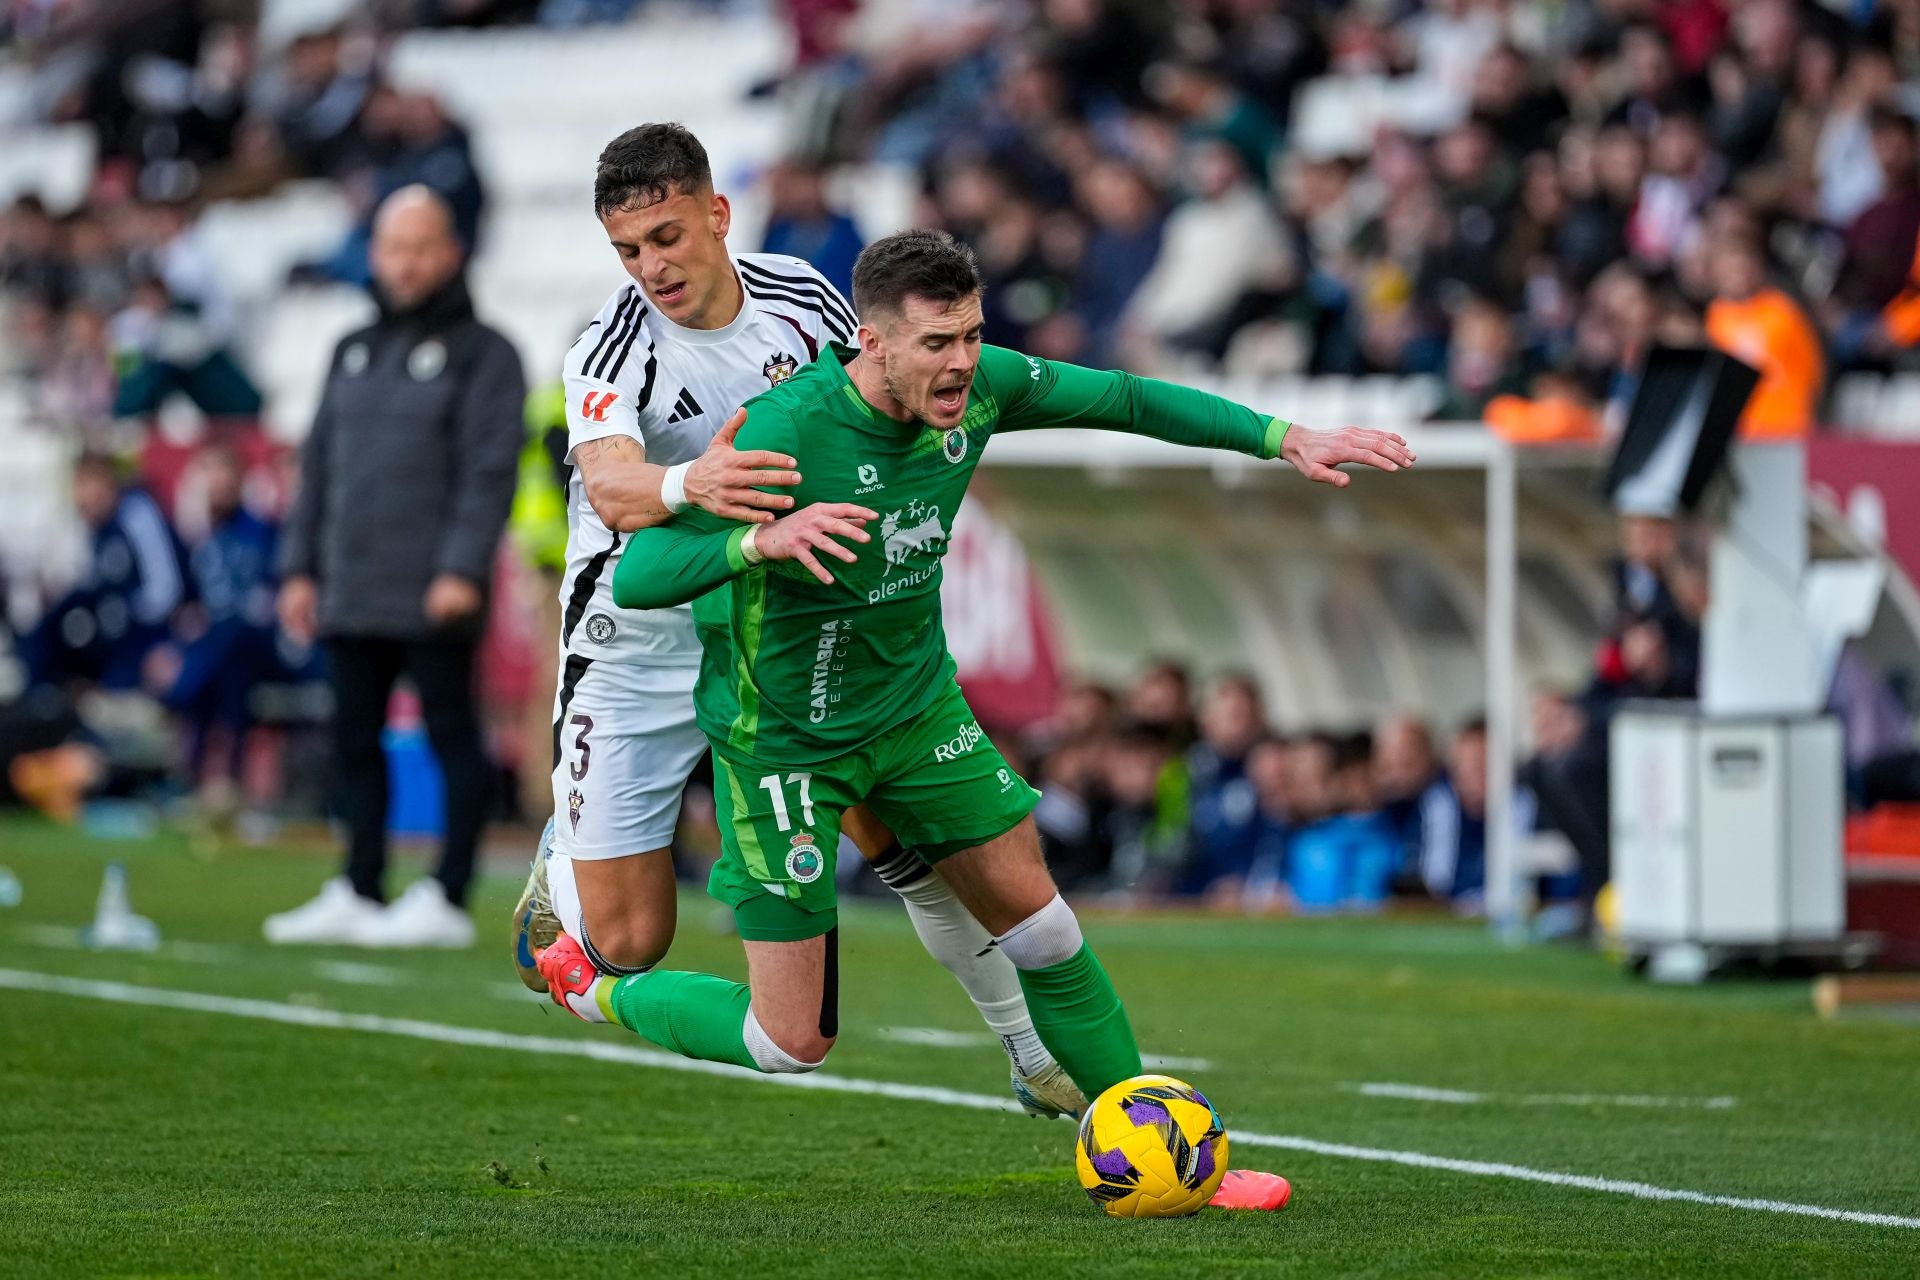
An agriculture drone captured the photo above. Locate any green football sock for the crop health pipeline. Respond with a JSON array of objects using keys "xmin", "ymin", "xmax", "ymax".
[
  {"xmin": 606, "ymin": 969, "xmax": 757, "ymax": 1071},
  {"xmin": 1014, "ymin": 943, "xmax": 1143, "ymax": 1099}
]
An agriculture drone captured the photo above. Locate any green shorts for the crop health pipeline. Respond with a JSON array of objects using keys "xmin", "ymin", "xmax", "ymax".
[{"xmin": 706, "ymin": 680, "xmax": 1040, "ymax": 941}]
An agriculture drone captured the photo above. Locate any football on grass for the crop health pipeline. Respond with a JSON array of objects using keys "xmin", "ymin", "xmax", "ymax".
[{"xmin": 1074, "ymin": 1073, "xmax": 1229, "ymax": 1217}]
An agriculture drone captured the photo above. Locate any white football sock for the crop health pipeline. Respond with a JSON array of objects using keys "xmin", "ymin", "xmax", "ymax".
[{"xmin": 873, "ymin": 847, "xmax": 1056, "ymax": 1078}]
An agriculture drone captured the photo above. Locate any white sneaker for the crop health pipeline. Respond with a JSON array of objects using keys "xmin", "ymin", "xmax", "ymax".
[
  {"xmin": 376, "ymin": 878, "xmax": 476, "ymax": 949},
  {"xmin": 263, "ymin": 877, "xmax": 386, "ymax": 945}
]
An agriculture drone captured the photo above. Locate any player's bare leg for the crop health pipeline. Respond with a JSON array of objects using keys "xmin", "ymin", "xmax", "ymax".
[
  {"xmin": 937, "ymin": 818, "xmax": 1143, "ymax": 1099},
  {"xmin": 540, "ymin": 929, "xmax": 835, "ymax": 1074},
  {"xmin": 844, "ymin": 804, "xmax": 1085, "ymax": 1116},
  {"xmin": 511, "ymin": 832, "xmax": 676, "ymax": 992}
]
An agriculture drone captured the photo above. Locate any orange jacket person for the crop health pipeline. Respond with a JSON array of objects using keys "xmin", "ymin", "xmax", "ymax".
[{"xmin": 1704, "ymin": 235, "xmax": 1824, "ymax": 439}]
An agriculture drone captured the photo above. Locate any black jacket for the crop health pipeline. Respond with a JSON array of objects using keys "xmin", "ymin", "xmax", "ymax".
[{"xmin": 281, "ymin": 276, "xmax": 525, "ymax": 639}]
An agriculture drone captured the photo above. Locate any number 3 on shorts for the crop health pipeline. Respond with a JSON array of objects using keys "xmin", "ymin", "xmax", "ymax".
[{"xmin": 757, "ymin": 772, "xmax": 815, "ymax": 831}]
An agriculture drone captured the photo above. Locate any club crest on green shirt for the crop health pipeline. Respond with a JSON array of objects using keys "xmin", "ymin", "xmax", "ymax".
[
  {"xmin": 786, "ymin": 832, "xmax": 823, "ymax": 883},
  {"xmin": 942, "ymin": 426, "xmax": 968, "ymax": 463}
]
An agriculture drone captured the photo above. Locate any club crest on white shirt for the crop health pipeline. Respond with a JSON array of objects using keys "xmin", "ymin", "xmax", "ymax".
[{"xmin": 763, "ymin": 352, "xmax": 799, "ymax": 386}]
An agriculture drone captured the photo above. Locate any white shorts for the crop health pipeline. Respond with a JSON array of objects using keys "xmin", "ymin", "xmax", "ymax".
[{"xmin": 549, "ymin": 658, "xmax": 708, "ymax": 862}]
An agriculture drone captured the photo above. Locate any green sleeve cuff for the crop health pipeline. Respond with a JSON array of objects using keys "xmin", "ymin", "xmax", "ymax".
[
  {"xmin": 1261, "ymin": 417, "xmax": 1292, "ymax": 460},
  {"xmin": 723, "ymin": 525, "xmax": 752, "ymax": 573}
]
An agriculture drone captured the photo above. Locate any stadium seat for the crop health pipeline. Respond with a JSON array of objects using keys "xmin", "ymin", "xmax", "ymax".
[{"xmin": 0, "ymin": 123, "xmax": 96, "ymax": 214}]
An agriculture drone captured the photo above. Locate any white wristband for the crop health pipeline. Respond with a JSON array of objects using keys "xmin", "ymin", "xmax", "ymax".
[
  {"xmin": 740, "ymin": 524, "xmax": 767, "ymax": 566},
  {"xmin": 659, "ymin": 461, "xmax": 693, "ymax": 513}
]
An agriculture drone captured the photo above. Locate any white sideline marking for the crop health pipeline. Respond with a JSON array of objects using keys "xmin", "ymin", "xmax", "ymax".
[
  {"xmin": 1354, "ymin": 1082, "xmax": 1738, "ymax": 1110},
  {"xmin": 312, "ymin": 961, "xmax": 402, "ymax": 987},
  {"xmin": 880, "ymin": 1027, "xmax": 1213, "ymax": 1072},
  {"xmin": 879, "ymin": 1025, "xmax": 987, "ymax": 1048},
  {"xmin": 3, "ymin": 967, "xmax": 1914, "ymax": 1232}
]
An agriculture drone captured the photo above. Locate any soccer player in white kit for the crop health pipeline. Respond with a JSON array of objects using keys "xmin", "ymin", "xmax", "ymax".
[{"xmin": 509, "ymin": 123, "xmax": 1085, "ymax": 1117}]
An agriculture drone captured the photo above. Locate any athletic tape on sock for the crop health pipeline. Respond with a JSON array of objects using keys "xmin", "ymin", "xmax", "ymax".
[
  {"xmin": 995, "ymin": 895, "xmax": 1083, "ymax": 971},
  {"xmin": 742, "ymin": 1008, "xmax": 824, "ymax": 1074}
]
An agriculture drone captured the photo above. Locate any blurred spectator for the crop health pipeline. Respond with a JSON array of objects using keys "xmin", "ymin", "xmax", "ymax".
[
  {"xmin": 1432, "ymin": 295, "xmax": 1529, "ymax": 421},
  {"xmin": 304, "ymin": 91, "xmax": 486, "ymax": 287},
  {"xmin": 1072, "ymin": 161, "xmax": 1164, "ymax": 367},
  {"xmin": 1703, "ymin": 232, "xmax": 1823, "ymax": 438},
  {"xmin": 1126, "ymin": 658, "xmax": 1196, "ymax": 749},
  {"xmin": 21, "ymin": 454, "xmax": 186, "ymax": 695},
  {"xmin": 1183, "ymin": 674, "xmax": 1267, "ymax": 894},
  {"xmin": 1837, "ymin": 106, "xmax": 1920, "ymax": 357},
  {"xmin": 1101, "ymin": 721, "xmax": 1189, "ymax": 894},
  {"xmin": 267, "ymin": 187, "xmax": 523, "ymax": 949},
  {"xmin": 1142, "ymin": 57, "xmax": 1280, "ymax": 188},
  {"xmin": 1124, "ymin": 138, "xmax": 1293, "ymax": 364},
  {"xmin": 1418, "ymin": 719, "xmax": 1490, "ymax": 906},
  {"xmin": 156, "ymin": 446, "xmax": 280, "ymax": 808},
  {"xmin": 1373, "ymin": 714, "xmax": 1449, "ymax": 885},
  {"xmin": 760, "ymin": 157, "xmax": 866, "ymax": 299},
  {"xmin": 110, "ymin": 276, "xmax": 264, "ymax": 422},
  {"xmin": 252, "ymin": 27, "xmax": 377, "ymax": 181},
  {"xmin": 1599, "ymin": 514, "xmax": 1702, "ymax": 699}
]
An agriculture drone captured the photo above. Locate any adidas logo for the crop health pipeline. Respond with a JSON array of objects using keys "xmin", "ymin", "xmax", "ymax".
[{"xmin": 666, "ymin": 387, "xmax": 703, "ymax": 423}]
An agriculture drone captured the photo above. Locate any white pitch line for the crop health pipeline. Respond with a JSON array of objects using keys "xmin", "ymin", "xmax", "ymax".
[
  {"xmin": 880, "ymin": 1027, "xmax": 1215, "ymax": 1072},
  {"xmin": 3, "ymin": 968, "xmax": 1914, "ymax": 1232},
  {"xmin": 1353, "ymin": 1082, "xmax": 1738, "ymax": 1110},
  {"xmin": 879, "ymin": 1026, "xmax": 988, "ymax": 1048},
  {"xmin": 312, "ymin": 960, "xmax": 402, "ymax": 987}
]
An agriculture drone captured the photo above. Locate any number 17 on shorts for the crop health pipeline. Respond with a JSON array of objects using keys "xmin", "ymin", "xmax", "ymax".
[{"xmin": 710, "ymin": 755, "xmax": 858, "ymax": 915}]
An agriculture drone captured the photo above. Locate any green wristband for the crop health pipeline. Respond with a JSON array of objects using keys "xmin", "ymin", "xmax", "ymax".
[
  {"xmin": 724, "ymin": 526, "xmax": 752, "ymax": 573},
  {"xmin": 1261, "ymin": 417, "xmax": 1292, "ymax": 460}
]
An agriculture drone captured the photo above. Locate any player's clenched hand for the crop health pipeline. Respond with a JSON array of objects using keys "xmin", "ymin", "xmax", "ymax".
[
  {"xmin": 755, "ymin": 502, "xmax": 876, "ymax": 585},
  {"xmin": 1280, "ymin": 426, "xmax": 1417, "ymax": 488},
  {"xmin": 686, "ymin": 408, "xmax": 802, "ymax": 523}
]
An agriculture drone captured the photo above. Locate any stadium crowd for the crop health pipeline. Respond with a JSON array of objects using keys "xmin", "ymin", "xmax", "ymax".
[
  {"xmin": 785, "ymin": 0, "xmax": 1920, "ymax": 438},
  {"xmin": 5, "ymin": 0, "xmax": 1920, "ymax": 920}
]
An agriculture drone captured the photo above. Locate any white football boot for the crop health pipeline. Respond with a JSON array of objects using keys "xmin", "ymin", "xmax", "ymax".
[
  {"xmin": 376, "ymin": 878, "xmax": 477, "ymax": 949},
  {"xmin": 510, "ymin": 819, "xmax": 562, "ymax": 992},
  {"xmin": 262, "ymin": 877, "xmax": 387, "ymax": 945},
  {"xmin": 1011, "ymin": 1061, "xmax": 1089, "ymax": 1119}
]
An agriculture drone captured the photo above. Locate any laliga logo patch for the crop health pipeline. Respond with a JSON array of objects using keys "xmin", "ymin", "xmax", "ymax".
[
  {"xmin": 942, "ymin": 426, "xmax": 968, "ymax": 464},
  {"xmin": 786, "ymin": 832, "xmax": 823, "ymax": 884},
  {"xmin": 763, "ymin": 352, "xmax": 799, "ymax": 386},
  {"xmin": 408, "ymin": 340, "xmax": 447, "ymax": 381},
  {"xmin": 568, "ymin": 787, "xmax": 585, "ymax": 833}
]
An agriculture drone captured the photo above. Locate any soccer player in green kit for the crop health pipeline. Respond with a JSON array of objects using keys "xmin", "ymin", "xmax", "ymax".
[{"xmin": 538, "ymin": 229, "xmax": 1415, "ymax": 1098}]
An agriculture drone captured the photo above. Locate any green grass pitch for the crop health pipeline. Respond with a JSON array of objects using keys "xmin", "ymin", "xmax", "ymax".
[{"xmin": 1, "ymin": 814, "xmax": 1917, "ymax": 1277}]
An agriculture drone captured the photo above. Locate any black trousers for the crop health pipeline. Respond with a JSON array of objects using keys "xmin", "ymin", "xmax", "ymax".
[{"xmin": 326, "ymin": 635, "xmax": 489, "ymax": 907}]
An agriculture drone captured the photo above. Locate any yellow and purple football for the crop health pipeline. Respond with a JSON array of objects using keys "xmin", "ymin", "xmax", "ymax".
[{"xmin": 1073, "ymin": 1073, "xmax": 1229, "ymax": 1218}]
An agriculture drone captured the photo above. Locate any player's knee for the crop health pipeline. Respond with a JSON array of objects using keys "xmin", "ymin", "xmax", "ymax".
[
  {"xmin": 744, "ymin": 1009, "xmax": 833, "ymax": 1073},
  {"xmin": 582, "ymin": 913, "xmax": 673, "ymax": 972}
]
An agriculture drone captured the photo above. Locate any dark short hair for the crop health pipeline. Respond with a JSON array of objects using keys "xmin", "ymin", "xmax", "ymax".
[
  {"xmin": 851, "ymin": 229, "xmax": 981, "ymax": 322},
  {"xmin": 594, "ymin": 123, "xmax": 712, "ymax": 218}
]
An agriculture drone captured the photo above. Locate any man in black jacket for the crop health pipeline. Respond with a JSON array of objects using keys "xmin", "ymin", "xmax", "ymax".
[{"xmin": 266, "ymin": 185, "xmax": 524, "ymax": 948}]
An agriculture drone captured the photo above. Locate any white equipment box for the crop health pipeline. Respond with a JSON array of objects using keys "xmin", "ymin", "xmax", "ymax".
[{"xmin": 1612, "ymin": 706, "xmax": 1845, "ymax": 950}]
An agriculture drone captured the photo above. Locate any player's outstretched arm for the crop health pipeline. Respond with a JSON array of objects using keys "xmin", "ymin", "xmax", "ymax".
[
  {"xmin": 987, "ymin": 347, "xmax": 1415, "ymax": 481},
  {"xmin": 613, "ymin": 501, "xmax": 876, "ymax": 610},
  {"xmin": 576, "ymin": 410, "xmax": 802, "ymax": 533}
]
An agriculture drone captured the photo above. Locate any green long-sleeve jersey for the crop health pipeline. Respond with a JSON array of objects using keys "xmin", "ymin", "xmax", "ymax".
[{"xmin": 612, "ymin": 342, "xmax": 1286, "ymax": 765}]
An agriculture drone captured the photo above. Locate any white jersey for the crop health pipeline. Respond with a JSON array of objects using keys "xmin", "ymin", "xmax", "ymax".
[{"xmin": 557, "ymin": 252, "xmax": 856, "ymax": 668}]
